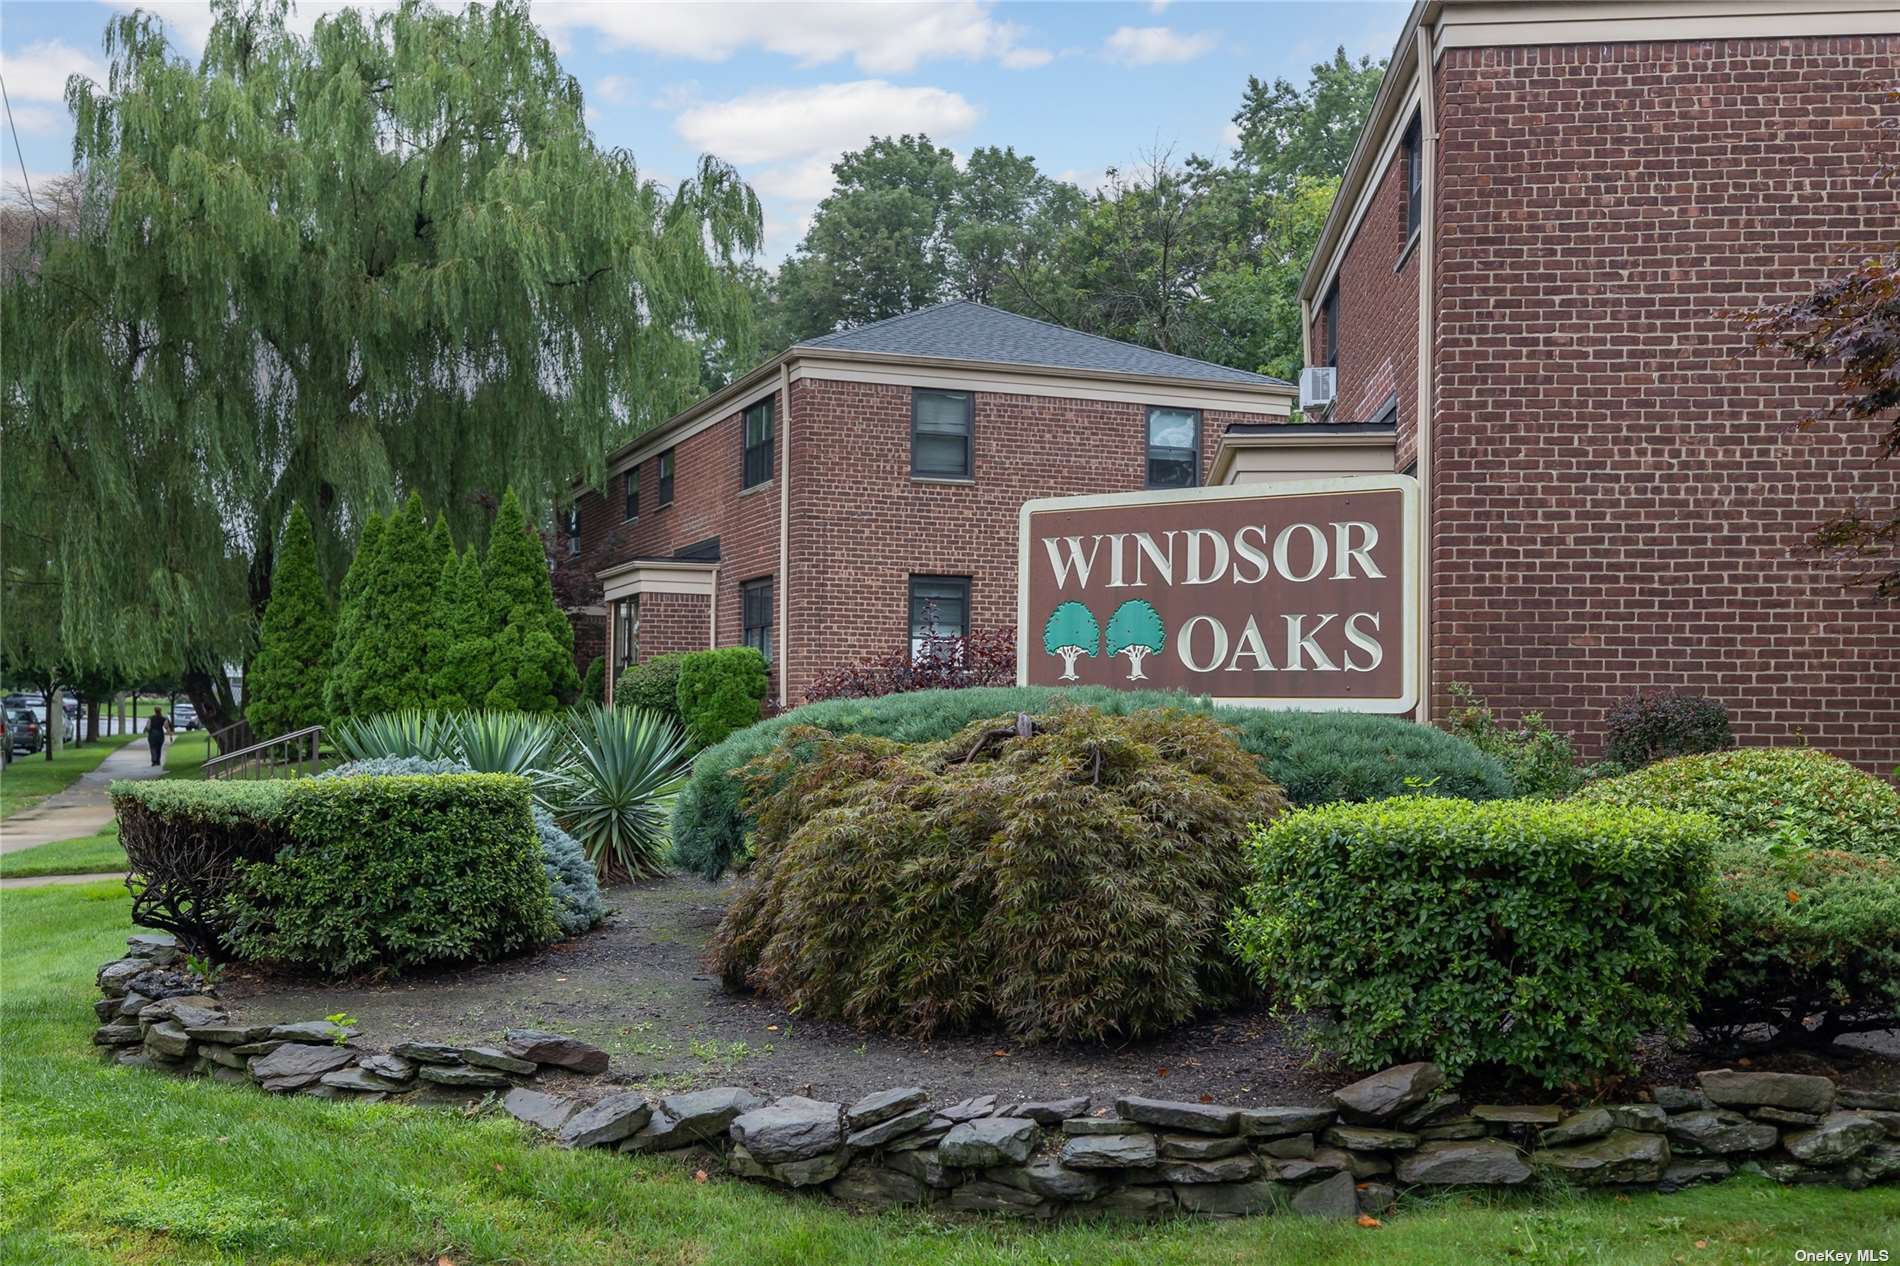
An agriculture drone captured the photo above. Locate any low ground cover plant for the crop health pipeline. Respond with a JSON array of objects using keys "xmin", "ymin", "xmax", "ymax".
[
  {"xmin": 1604, "ymin": 692, "xmax": 1734, "ymax": 769},
  {"xmin": 673, "ymin": 686, "xmax": 1511, "ymax": 878},
  {"xmin": 675, "ymin": 647, "xmax": 770, "ymax": 749},
  {"xmin": 1581, "ymin": 747, "xmax": 1900, "ymax": 1043},
  {"xmin": 710, "ymin": 708, "xmax": 1287, "ymax": 1042},
  {"xmin": 1229, "ymin": 796, "xmax": 1719, "ymax": 1086}
]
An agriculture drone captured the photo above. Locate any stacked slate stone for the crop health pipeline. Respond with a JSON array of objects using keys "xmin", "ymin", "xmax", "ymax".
[
  {"xmin": 90, "ymin": 935, "xmax": 611, "ymax": 1102},
  {"xmin": 89, "ymin": 943, "xmax": 1900, "ymax": 1218}
]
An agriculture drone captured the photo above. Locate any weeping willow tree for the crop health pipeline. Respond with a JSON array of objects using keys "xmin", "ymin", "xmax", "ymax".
[{"xmin": 0, "ymin": 0, "xmax": 761, "ymax": 731}]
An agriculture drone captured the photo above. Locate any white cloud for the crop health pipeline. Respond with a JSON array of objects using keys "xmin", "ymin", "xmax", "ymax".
[
  {"xmin": 1221, "ymin": 119, "xmax": 1243, "ymax": 151},
  {"xmin": 536, "ymin": 1, "xmax": 1049, "ymax": 75},
  {"xmin": 1148, "ymin": 0, "xmax": 1173, "ymax": 11},
  {"xmin": 752, "ymin": 153, "xmax": 842, "ymax": 204},
  {"xmin": 2, "ymin": 170, "xmax": 75, "ymax": 205},
  {"xmin": 4, "ymin": 104, "xmax": 67, "ymax": 137},
  {"xmin": 593, "ymin": 74, "xmax": 635, "ymax": 106},
  {"xmin": 1104, "ymin": 25, "xmax": 1216, "ymax": 66},
  {"xmin": 1057, "ymin": 167, "xmax": 1114, "ymax": 197},
  {"xmin": 0, "ymin": 41, "xmax": 109, "ymax": 104},
  {"xmin": 675, "ymin": 80, "xmax": 979, "ymax": 166}
]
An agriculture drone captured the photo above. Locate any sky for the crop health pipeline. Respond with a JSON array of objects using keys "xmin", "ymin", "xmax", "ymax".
[{"xmin": 0, "ymin": 0, "xmax": 1407, "ymax": 260}]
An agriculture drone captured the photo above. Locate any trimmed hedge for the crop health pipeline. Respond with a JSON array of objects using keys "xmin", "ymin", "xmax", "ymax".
[
  {"xmin": 671, "ymin": 686, "xmax": 1512, "ymax": 879},
  {"xmin": 114, "ymin": 781, "xmax": 296, "ymax": 955},
  {"xmin": 675, "ymin": 647, "xmax": 769, "ymax": 749},
  {"xmin": 226, "ymin": 774, "xmax": 556, "ymax": 975},
  {"xmin": 1577, "ymin": 748, "xmax": 1900, "ymax": 856},
  {"xmin": 616, "ymin": 652, "xmax": 688, "ymax": 727},
  {"xmin": 711, "ymin": 708, "xmax": 1287, "ymax": 1042},
  {"xmin": 1229, "ymin": 797, "xmax": 1718, "ymax": 1086}
]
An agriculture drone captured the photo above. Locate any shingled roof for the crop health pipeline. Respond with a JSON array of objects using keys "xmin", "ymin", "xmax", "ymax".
[{"xmin": 795, "ymin": 301, "xmax": 1290, "ymax": 388}]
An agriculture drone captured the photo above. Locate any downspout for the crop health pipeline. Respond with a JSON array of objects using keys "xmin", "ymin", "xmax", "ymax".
[
  {"xmin": 778, "ymin": 361, "xmax": 792, "ymax": 709},
  {"xmin": 1413, "ymin": 24, "xmax": 1437, "ymax": 723}
]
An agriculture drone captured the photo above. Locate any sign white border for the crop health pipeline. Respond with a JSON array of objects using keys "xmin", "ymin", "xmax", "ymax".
[{"xmin": 1015, "ymin": 474, "xmax": 1421, "ymax": 713}]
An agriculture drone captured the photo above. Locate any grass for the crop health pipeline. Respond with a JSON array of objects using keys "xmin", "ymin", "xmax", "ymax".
[
  {"xmin": 164, "ymin": 730, "xmax": 213, "ymax": 778},
  {"xmin": 0, "ymin": 733, "xmax": 139, "ymax": 819},
  {"xmin": 3, "ymin": 884, "xmax": 1897, "ymax": 1265},
  {"xmin": 0, "ymin": 825, "xmax": 125, "ymax": 878}
]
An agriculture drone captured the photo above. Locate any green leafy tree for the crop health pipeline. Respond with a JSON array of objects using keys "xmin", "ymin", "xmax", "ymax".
[
  {"xmin": 244, "ymin": 505, "xmax": 335, "ymax": 738},
  {"xmin": 1233, "ymin": 46, "xmax": 1387, "ymax": 193},
  {"xmin": 1105, "ymin": 600, "xmax": 1166, "ymax": 681},
  {"xmin": 428, "ymin": 544, "xmax": 493, "ymax": 711},
  {"xmin": 483, "ymin": 489, "xmax": 580, "ymax": 713},
  {"xmin": 1042, "ymin": 602, "xmax": 1100, "ymax": 681},
  {"xmin": 948, "ymin": 146, "xmax": 1086, "ymax": 310},
  {"xmin": 342, "ymin": 493, "xmax": 439, "ymax": 715},
  {"xmin": 0, "ymin": 0, "xmax": 761, "ymax": 732},
  {"xmin": 324, "ymin": 514, "xmax": 385, "ymax": 719}
]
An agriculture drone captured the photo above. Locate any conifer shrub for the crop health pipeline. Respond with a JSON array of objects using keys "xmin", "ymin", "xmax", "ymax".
[
  {"xmin": 429, "ymin": 545, "xmax": 493, "ymax": 710},
  {"xmin": 582, "ymin": 656, "xmax": 607, "ymax": 706},
  {"xmin": 675, "ymin": 647, "xmax": 769, "ymax": 749},
  {"xmin": 710, "ymin": 708, "xmax": 1288, "ymax": 1042},
  {"xmin": 245, "ymin": 504, "xmax": 335, "ymax": 738},
  {"xmin": 482, "ymin": 489, "xmax": 581, "ymax": 712},
  {"xmin": 616, "ymin": 652, "xmax": 687, "ymax": 727},
  {"xmin": 340, "ymin": 492, "xmax": 439, "ymax": 716},
  {"xmin": 1229, "ymin": 797, "xmax": 1718, "ymax": 1085},
  {"xmin": 672, "ymin": 686, "xmax": 1510, "ymax": 879},
  {"xmin": 1604, "ymin": 692, "xmax": 1734, "ymax": 770},
  {"xmin": 324, "ymin": 513, "xmax": 385, "ymax": 718},
  {"xmin": 226, "ymin": 774, "xmax": 557, "ymax": 975}
]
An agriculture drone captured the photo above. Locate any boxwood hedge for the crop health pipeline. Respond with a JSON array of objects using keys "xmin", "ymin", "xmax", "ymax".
[
  {"xmin": 1229, "ymin": 796, "xmax": 1718, "ymax": 1085},
  {"xmin": 671, "ymin": 686, "xmax": 1513, "ymax": 879}
]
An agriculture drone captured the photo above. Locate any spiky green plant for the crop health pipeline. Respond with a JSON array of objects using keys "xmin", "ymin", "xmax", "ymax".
[
  {"xmin": 328, "ymin": 710, "xmax": 453, "ymax": 762},
  {"xmin": 449, "ymin": 710, "xmax": 562, "ymax": 779},
  {"xmin": 545, "ymin": 703, "xmax": 688, "ymax": 882}
]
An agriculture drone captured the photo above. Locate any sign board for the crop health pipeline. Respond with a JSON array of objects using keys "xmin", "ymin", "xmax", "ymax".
[{"xmin": 1016, "ymin": 476, "xmax": 1418, "ymax": 711}]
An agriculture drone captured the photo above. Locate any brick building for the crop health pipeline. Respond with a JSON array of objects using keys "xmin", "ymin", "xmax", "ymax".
[
  {"xmin": 1267, "ymin": 0, "xmax": 1900, "ymax": 767},
  {"xmin": 559, "ymin": 303, "xmax": 1295, "ymax": 706}
]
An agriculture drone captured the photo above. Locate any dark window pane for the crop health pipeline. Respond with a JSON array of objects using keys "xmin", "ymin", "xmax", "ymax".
[
  {"xmin": 1147, "ymin": 452, "xmax": 1197, "ymax": 489},
  {"xmin": 743, "ymin": 401, "xmax": 773, "ymax": 489},
  {"xmin": 743, "ymin": 578, "xmax": 773, "ymax": 664},
  {"xmin": 658, "ymin": 448, "xmax": 675, "ymax": 504},
  {"xmin": 1146, "ymin": 408, "xmax": 1199, "ymax": 489},
  {"xmin": 911, "ymin": 390, "xmax": 971, "ymax": 478},
  {"xmin": 624, "ymin": 469, "xmax": 638, "ymax": 520},
  {"xmin": 909, "ymin": 576, "xmax": 969, "ymax": 659}
]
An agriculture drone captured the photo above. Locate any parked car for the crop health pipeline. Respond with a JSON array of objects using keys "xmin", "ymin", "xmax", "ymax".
[
  {"xmin": 172, "ymin": 702, "xmax": 201, "ymax": 731},
  {"xmin": 7, "ymin": 708, "xmax": 44, "ymax": 755}
]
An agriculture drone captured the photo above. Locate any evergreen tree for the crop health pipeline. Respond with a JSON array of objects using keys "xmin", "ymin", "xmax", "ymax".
[
  {"xmin": 324, "ymin": 514, "xmax": 386, "ymax": 719},
  {"xmin": 344, "ymin": 493, "xmax": 439, "ymax": 715},
  {"xmin": 245, "ymin": 505, "xmax": 335, "ymax": 738},
  {"xmin": 430, "ymin": 545, "xmax": 493, "ymax": 710},
  {"xmin": 582, "ymin": 656, "xmax": 607, "ymax": 706},
  {"xmin": 482, "ymin": 489, "xmax": 581, "ymax": 712}
]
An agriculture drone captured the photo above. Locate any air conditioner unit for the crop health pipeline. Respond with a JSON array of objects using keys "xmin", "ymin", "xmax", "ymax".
[{"xmin": 1299, "ymin": 366, "xmax": 1337, "ymax": 412}]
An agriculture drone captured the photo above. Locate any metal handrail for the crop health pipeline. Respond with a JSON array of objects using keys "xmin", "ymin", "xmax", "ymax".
[
  {"xmin": 202, "ymin": 725, "xmax": 325, "ymax": 781},
  {"xmin": 209, "ymin": 718, "xmax": 254, "ymax": 756}
]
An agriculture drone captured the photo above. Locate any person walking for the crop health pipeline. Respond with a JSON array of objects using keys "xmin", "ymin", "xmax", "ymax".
[{"xmin": 145, "ymin": 707, "xmax": 172, "ymax": 767}]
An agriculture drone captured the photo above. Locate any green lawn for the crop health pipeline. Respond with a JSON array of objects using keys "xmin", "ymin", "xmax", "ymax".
[
  {"xmin": 165, "ymin": 730, "xmax": 213, "ymax": 778},
  {"xmin": 0, "ymin": 825, "xmax": 125, "ymax": 878},
  {"xmin": 2, "ymin": 883, "xmax": 1896, "ymax": 1265},
  {"xmin": 0, "ymin": 733, "xmax": 139, "ymax": 820}
]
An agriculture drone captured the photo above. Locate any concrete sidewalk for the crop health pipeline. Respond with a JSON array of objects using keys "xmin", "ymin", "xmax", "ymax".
[
  {"xmin": 0, "ymin": 872, "xmax": 127, "ymax": 889},
  {"xmin": 0, "ymin": 737, "xmax": 171, "ymax": 854}
]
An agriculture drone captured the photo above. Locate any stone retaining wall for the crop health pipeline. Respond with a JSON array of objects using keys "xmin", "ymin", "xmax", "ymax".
[{"xmin": 94, "ymin": 937, "xmax": 1900, "ymax": 1220}]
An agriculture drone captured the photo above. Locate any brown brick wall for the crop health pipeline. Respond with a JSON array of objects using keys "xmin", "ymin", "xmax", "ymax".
[{"xmin": 1430, "ymin": 35, "xmax": 1900, "ymax": 767}]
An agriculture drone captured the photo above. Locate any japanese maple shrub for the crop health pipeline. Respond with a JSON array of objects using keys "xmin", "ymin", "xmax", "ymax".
[
  {"xmin": 709, "ymin": 707, "xmax": 1288, "ymax": 1043},
  {"xmin": 1603, "ymin": 692, "xmax": 1733, "ymax": 770},
  {"xmin": 1230, "ymin": 797, "xmax": 1718, "ymax": 1086}
]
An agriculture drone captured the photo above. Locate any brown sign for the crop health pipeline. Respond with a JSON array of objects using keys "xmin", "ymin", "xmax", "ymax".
[{"xmin": 1016, "ymin": 477, "xmax": 1417, "ymax": 710}]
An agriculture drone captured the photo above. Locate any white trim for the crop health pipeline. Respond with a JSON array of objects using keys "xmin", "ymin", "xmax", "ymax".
[
  {"xmin": 1209, "ymin": 430, "xmax": 1396, "ymax": 485},
  {"xmin": 791, "ymin": 358, "xmax": 1293, "ymax": 418},
  {"xmin": 1413, "ymin": 27, "xmax": 1439, "ymax": 726},
  {"xmin": 1014, "ymin": 475, "xmax": 1421, "ymax": 713},
  {"xmin": 598, "ymin": 559, "xmax": 718, "ymax": 602},
  {"xmin": 778, "ymin": 365, "xmax": 791, "ymax": 709},
  {"xmin": 1310, "ymin": 80, "xmax": 1422, "ymax": 306},
  {"xmin": 608, "ymin": 378, "xmax": 780, "ymax": 481},
  {"xmin": 1435, "ymin": 1, "xmax": 1900, "ymax": 53}
]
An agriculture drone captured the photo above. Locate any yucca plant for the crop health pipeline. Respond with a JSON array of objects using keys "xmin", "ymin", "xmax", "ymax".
[
  {"xmin": 545, "ymin": 703, "xmax": 688, "ymax": 883},
  {"xmin": 329, "ymin": 710, "xmax": 452, "ymax": 762},
  {"xmin": 449, "ymin": 710, "xmax": 562, "ymax": 779}
]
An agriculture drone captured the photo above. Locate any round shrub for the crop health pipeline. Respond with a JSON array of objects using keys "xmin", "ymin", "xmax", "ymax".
[
  {"xmin": 1229, "ymin": 797, "xmax": 1718, "ymax": 1086},
  {"xmin": 675, "ymin": 647, "xmax": 769, "ymax": 749},
  {"xmin": 1699, "ymin": 845, "xmax": 1900, "ymax": 1043},
  {"xmin": 1576, "ymin": 748, "xmax": 1900, "ymax": 856},
  {"xmin": 1604, "ymin": 692, "xmax": 1734, "ymax": 770},
  {"xmin": 671, "ymin": 686, "xmax": 1510, "ymax": 879},
  {"xmin": 709, "ymin": 708, "xmax": 1288, "ymax": 1043},
  {"xmin": 322, "ymin": 755, "xmax": 603, "ymax": 938},
  {"xmin": 617, "ymin": 652, "xmax": 688, "ymax": 726}
]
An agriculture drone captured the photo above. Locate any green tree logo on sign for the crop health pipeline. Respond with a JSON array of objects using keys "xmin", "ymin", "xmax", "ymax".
[
  {"xmin": 1042, "ymin": 601, "xmax": 1100, "ymax": 681},
  {"xmin": 1106, "ymin": 599, "xmax": 1166, "ymax": 681}
]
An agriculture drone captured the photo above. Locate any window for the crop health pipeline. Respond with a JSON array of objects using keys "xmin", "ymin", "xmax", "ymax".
[
  {"xmin": 1322, "ymin": 283, "xmax": 1340, "ymax": 368},
  {"xmin": 658, "ymin": 448, "xmax": 675, "ymax": 506},
  {"xmin": 1403, "ymin": 114, "xmax": 1423, "ymax": 242},
  {"xmin": 911, "ymin": 389, "xmax": 973, "ymax": 479},
  {"xmin": 909, "ymin": 575, "xmax": 970, "ymax": 660},
  {"xmin": 564, "ymin": 505, "xmax": 580, "ymax": 556},
  {"xmin": 623, "ymin": 468, "xmax": 639, "ymax": 520},
  {"xmin": 1145, "ymin": 407, "xmax": 1201, "ymax": 490},
  {"xmin": 614, "ymin": 596, "xmax": 639, "ymax": 674},
  {"xmin": 743, "ymin": 399, "xmax": 773, "ymax": 489},
  {"xmin": 742, "ymin": 577, "xmax": 773, "ymax": 664}
]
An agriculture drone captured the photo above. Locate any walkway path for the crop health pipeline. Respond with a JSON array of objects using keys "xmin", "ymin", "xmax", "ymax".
[
  {"xmin": 1, "ymin": 737, "xmax": 169, "ymax": 854},
  {"xmin": 0, "ymin": 872, "xmax": 127, "ymax": 890}
]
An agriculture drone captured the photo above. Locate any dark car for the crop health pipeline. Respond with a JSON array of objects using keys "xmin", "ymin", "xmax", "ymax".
[{"xmin": 7, "ymin": 707, "xmax": 43, "ymax": 755}]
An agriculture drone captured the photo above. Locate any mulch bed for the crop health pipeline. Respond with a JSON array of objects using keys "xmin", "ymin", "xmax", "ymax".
[{"xmin": 216, "ymin": 875, "xmax": 1900, "ymax": 1109}]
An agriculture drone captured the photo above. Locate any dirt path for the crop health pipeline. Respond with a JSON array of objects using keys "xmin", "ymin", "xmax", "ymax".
[
  {"xmin": 1, "ymin": 738, "xmax": 168, "ymax": 854},
  {"xmin": 216, "ymin": 874, "xmax": 1900, "ymax": 1110}
]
